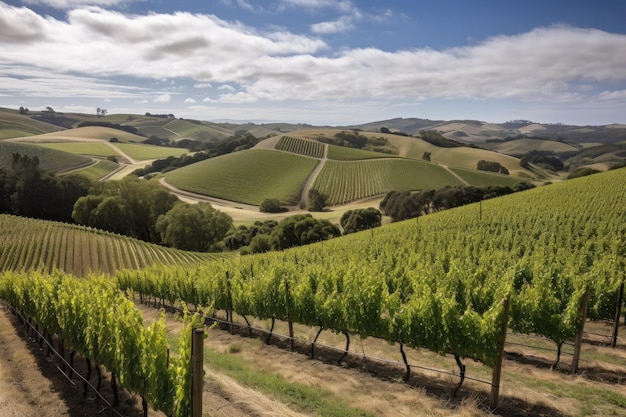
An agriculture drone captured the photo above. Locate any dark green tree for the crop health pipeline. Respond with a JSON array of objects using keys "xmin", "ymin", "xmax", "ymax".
[
  {"xmin": 156, "ymin": 202, "xmax": 233, "ymax": 252},
  {"xmin": 270, "ymin": 214, "xmax": 340, "ymax": 250},
  {"xmin": 72, "ymin": 177, "xmax": 178, "ymax": 243},
  {"xmin": 307, "ymin": 189, "xmax": 327, "ymax": 212},
  {"xmin": 340, "ymin": 208, "xmax": 382, "ymax": 235}
]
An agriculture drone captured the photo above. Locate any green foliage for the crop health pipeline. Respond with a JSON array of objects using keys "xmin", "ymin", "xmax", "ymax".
[
  {"xmin": 419, "ymin": 130, "xmax": 464, "ymax": 148},
  {"xmin": 271, "ymin": 214, "xmax": 340, "ymax": 250},
  {"xmin": 0, "ymin": 272, "xmax": 179, "ymax": 415},
  {"xmin": 477, "ymin": 160, "xmax": 509, "ymax": 175},
  {"xmin": 340, "ymin": 208, "xmax": 382, "ymax": 235},
  {"xmin": 156, "ymin": 202, "xmax": 233, "ymax": 252},
  {"xmin": 307, "ymin": 189, "xmax": 327, "ymax": 212},
  {"xmin": 568, "ymin": 167, "xmax": 601, "ymax": 179},
  {"xmin": 259, "ymin": 198, "xmax": 287, "ymax": 213},
  {"xmin": 72, "ymin": 176, "xmax": 179, "ymax": 243},
  {"xmin": 223, "ymin": 220, "xmax": 278, "ymax": 251},
  {"xmin": 0, "ymin": 153, "xmax": 91, "ymax": 222}
]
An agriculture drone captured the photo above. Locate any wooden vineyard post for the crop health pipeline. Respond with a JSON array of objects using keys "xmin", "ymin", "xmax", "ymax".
[
  {"xmin": 191, "ymin": 328, "xmax": 204, "ymax": 417},
  {"xmin": 571, "ymin": 286, "xmax": 590, "ymax": 374},
  {"xmin": 612, "ymin": 281, "xmax": 624, "ymax": 348},
  {"xmin": 490, "ymin": 295, "xmax": 510, "ymax": 410}
]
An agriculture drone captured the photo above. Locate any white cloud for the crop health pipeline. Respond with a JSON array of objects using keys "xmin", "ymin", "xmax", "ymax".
[
  {"xmin": 311, "ymin": 15, "xmax": 354, "ymax": 34},
  {"xmin": 154, "ymin": 93, "xmax": 171, "ymax": 103},
  {"xmin": 0, "ymin": 1, "xmax": 625, "ymax": 117},
  {"xmin": 217, "ymin": 84, "xmax": 236, "ymax": 92},
  {"xmin": 184, "ymin": 97, "xmax": 197, "ymax": 103}
]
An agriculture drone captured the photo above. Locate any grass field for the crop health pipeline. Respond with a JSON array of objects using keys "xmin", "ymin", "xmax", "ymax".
[
  {"xmin": 35, "ymin": 142, "xmax": 119, "ymax": 157},
  {"xmin": 484, "ymin": 138, "xmax": 580, "ymax": 155},
  {"xmin": 115, "ymin": 143, "xmax": 188, "ymax": 160},
  {"xmin": 0, "ymin": 142, "xmax": 89, "ymax": 173},
  {"xmin": 449, "ymin": 166, "xmax": 524, "ymax": 187},
  {"xmin": 165, "ymin": 149, "xmax": 320, "ymax": 205},
  {"xmin": 67, "ymin": 159, "xmax": 119, "ymax": 181},
  {"xmin": 313, "ymin": 159, "xmax": 463, "ymax": 205}
]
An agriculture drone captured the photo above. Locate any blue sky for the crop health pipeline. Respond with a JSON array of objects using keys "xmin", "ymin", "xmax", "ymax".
[{"xmin": 1, "ymin": 0, "xmax": 625, "ymax": 125}]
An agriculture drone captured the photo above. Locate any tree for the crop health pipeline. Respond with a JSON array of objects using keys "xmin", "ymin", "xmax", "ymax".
[
  {"xmin": 72, "ymin": 177, "xmax": 178, "ymax": 243},
  {"xmin": 422, "ymin": 152, "xmax": 431, "ymax": 161},
  {"xmin": 260, "ymin": 198, "xmax": 286, "ymax": 213},
  {"xmin": 340, "ymin": 208, "xmax": 382, "ymax": 235},
  {"xmin": 19, "ymin": 106, "xmax": 28, "ymax": 114},
  {"xmin": 156, "ymin": 202, "xmax": 233, "ymax": 252},
  {"xmin": 270, "ymin": 214, "xmax": 340, "ymax": 250},
  {"xmin": 307, "ymin": 189, "xmax": 327, "ymax": 212},
  {"xmin": 0, "ymin": 153, "xmax": 90, "ymax": 222}
]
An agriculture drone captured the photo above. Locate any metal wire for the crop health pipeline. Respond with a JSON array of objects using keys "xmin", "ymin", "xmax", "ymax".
[{"xmin": 5, "ymin": 303, "xmax": 126, "ymax": 417}]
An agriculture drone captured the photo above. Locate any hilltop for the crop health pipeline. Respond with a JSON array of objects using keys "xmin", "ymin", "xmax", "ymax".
[{"xmin": 2, "ymin": 106, "xmax": 625, "ymax": 223}]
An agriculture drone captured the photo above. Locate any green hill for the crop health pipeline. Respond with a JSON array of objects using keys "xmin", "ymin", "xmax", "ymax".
[
  {"xmin": 164, "ymin": 149, "xmax": 320, "ymax": 205},
  {"xmin": 0, "ymin": 214, "xmax": 217, "ymax": 277},
  {"xmin": 0, "ymin": 142, "xmax": 90, "ymax": 173},
  {"xmin": 0, "ymin": 107, "xmax": 63, "ymax": 139}
]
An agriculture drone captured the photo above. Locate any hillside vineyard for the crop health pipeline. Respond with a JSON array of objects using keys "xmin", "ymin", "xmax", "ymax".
[{"xmin": 117, "ymin": 168, "xmax": 625, "ymax": 368}]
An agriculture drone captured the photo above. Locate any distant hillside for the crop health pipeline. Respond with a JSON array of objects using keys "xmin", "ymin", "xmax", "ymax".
[
  {"xmin": 0, "ymin": 141, "xmax": 90, "ymax": 173},
  {"xmin": 0, "ymin": 107, "xmax": 63, "ymax": 139},
  {"xmin": 349, "ymin": 117, "xmax": 626, "ymax": 146}
]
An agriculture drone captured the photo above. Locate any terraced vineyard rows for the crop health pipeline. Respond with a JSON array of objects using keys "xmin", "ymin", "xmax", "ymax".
[
  {"xmin": 0, "ymin": 214, "xmax": 215, "ymax": 277},
  {"xmin": 313, "ymin": 159, "xmax": 463, "ymax": 204},
  {"xmin": 275, "ymin": 136, "xmax": 325, "ymax": 159}
]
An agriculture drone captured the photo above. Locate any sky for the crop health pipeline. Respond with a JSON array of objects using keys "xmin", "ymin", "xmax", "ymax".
[{"xmin": 1, "ymin": 0, "xmax": 626, "ymax": 126}]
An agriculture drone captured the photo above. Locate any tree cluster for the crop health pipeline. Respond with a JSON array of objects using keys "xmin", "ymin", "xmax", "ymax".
[
  {"xmin": 259, "ymin": 198, "xmax": 287, "ymax": 213},
  {"xmin": 77, "ymin": 121, "xmax": 139, "ymax": 135},
  {"xmin": 72, "ymin": 177, "xmax": 179, "ymax": 243},
  {"xmin": 226, "ymin": 215, "xmax": 340, "ymax": 254},
  {"xmin": 156, "ymin": 202, "xmax": 232, "ymax": 252},
  {"xmin": 419, "ymin": 130, "xmax": 465, "ymax": 148},
  {"xmin": 519, "ymin": 151, "xmax": 564, "ymax": 171},
  {"xmin": 380, "ymin": 183, "xmax": 535, "ymax": 222},
  {"xmin": 340, "ymin": 208, "xmax": 382, "ymax": 235},
  {"xmin": 477, "ymin": 160, "xmax": 509, "ymax": 175},
  {"xmin": 0, "ymin": 153, "xmax": 90, "ymax": 222}
]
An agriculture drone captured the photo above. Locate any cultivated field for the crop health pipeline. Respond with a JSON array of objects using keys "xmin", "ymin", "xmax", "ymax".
[{"xmin": 164, "ymin": 149, "xmax": 320, "ymax": 206}]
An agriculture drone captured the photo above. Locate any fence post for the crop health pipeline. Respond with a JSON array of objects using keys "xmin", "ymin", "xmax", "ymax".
[
  {"xmin": 191, "ymin": 328, "xmax": 204, "ymax": 417},
  {"xmin": 490, "ymin": 295, "xmax": 510, "ymax": 409},
  {"xmin": 571, "ymin": 286, "xmax": 590, "ymax": 374}
]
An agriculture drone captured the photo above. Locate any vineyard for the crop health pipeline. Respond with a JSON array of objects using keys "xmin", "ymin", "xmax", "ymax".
[
  {"xmin": 0, "ymin": 214, "xmax": 215, "ymax": 276},
  {"xmin": 275, "ymin": 136, "xmax": 326, "ymax": 159},
  {"xmin": 113, "ymin": 168, "xmax": 625, "ymax": 406},
  {"xmin": 0, "ymin": 272, "xmax": 204, "ymax": 416},
  {"xmin": 313, "ymin": 159, "xmax": 463, "ymax": 204},
  {"xmin": 0, "ymin": 168, "xmax": 625, "ymax": 415}
]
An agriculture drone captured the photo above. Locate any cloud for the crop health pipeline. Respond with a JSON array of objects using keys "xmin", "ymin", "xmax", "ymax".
[
  {"xmin": 311, "ymin": 15, "xmax": 354, "ymax": 34},
  {"xmin": 154, "ymin": 93, "xmax": 171, "ymax": 103},
  {"xmin": 217, "ymin": 84, "xmax": 236, "ymax": 92},
  {"xmin": 22, "ymin": 0, "xmax": 134, "ymax": 8},
  {"xmin": 0, "ymin": 2, "xmax": 625, "ymax": 111},
  {"xmin": 184, "ymin": 97, "xmax": 197, "ymax": 103}
]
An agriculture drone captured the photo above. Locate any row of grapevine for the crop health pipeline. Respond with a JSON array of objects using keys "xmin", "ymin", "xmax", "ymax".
[
  {"xmin": 0, "ymin": 214, "xmax": 215, "ymax": 276},
  {"xmin": 118, "ymin": 169, "xmax": 625, "ymax": 393},
  {"xmin": 0, "ymin": 271, "xmax": 203, "ymax": 417},
  {"xmin": 275, "ymin": 136, "xmax": 325, "ymax": 159},
  {"xmin": 313, "ymin": 159, "xmax": 462, "ymax": 205}
]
